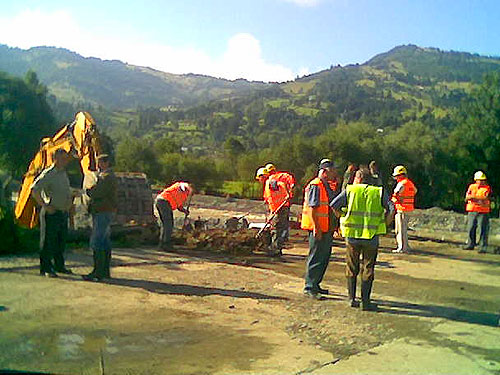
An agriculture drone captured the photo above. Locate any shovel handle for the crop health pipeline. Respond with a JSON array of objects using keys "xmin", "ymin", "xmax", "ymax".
[{"xmin": 255, "ymin": 199, "xmax": 289, "ymax": 238}]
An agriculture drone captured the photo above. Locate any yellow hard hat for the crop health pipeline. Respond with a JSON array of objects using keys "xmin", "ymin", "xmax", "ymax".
[
  {"xmin": 392, "ymin": 165, "xmax": 407, "ymax": 176},
  {"xmin": 255, "ymin": 167, "xmax": 268, "ymax": 179},
  {"xmin": 265, "ymin": 163, "xmax": 276, "ymax": 173},
  {"xmin": 474, "ymin": 171, "xmax": 487, "ymax": 180}
]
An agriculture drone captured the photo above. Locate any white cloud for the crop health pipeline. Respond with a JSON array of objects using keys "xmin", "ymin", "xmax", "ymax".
[{"xmin": 0, "ymin": 9, "xmax": 298, "ymax": 82}]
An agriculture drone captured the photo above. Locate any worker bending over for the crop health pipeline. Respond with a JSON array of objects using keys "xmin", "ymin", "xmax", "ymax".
[
  {"xmin": 256, "ymin": 167, "xmax": 290, "ymax": 256},
  {"xmin": 331, "ymin": 169, "xmax": 394, "ymax": 310},
  {"xmin": 391, "ymin": 165, "xmax": 417, "ymax": 254},
  {"xmin": 301, "ymin": 159, "xmax": 339, "ymax": 299},
  {"xmin": 155, "ymin": 181, "xmax": 193, "ymax": 251},
  {"xmin": 265, "ymin": 163, "xmax": 295, "ymax": 242},
  {"xmin": 463, "ymin": 171, "xmax": 491, "ymax": 253}
]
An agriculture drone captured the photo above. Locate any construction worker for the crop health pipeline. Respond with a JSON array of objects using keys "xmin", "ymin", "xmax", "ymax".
[
  {"xmin": 265, "ymin": 163, "xmax": 295, "ymax": 242},
  {"xmin": 82, "ymin": 154, "xmax": 118, "ymax": 281},
  {"xmin": 265, "ymin": 163, "xmax": 296, "ymax": 196},
  {"xmin": 155, "ymin": 181, "xmax": 193, "ymax": 251},
  {"xmin": 463, "ymin": 171, "xmax": 491, "ymax": 253},
  {"xmin": 301, "ymin": 159, "xmax": 339, "ymax": 299},
  {"xmin": 257, "ymin": 167, "xmax": 290, "ymax": 256},
  {"xmin": 255, "ymin": 167, "xmax": 270, "ymax": 196},
  {"xmin": 331, "ymin": 169, "xmax": 395, "ymax": 311},
  {"xmin": 391, "ymin": 165, "xmax": 417, "ymax": 254},
  {"xmin": 368, "ymin": 160, "xmax": 383, "ymax": 187},
  {"xmin": 31, "ymin": 149, "xmax": 73, "ymax": 277}
]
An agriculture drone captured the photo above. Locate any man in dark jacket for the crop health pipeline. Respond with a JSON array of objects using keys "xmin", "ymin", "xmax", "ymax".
[{"xmin": 83, "ymin": 154, "xmax": 117, "ymax": 281}]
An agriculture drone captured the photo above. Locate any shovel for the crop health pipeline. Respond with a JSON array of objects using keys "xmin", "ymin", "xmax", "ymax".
[
  {"xmin": 255, "ymin": 199, "xmax": 289, "ymax": 238},
  {"xmin": 182, "ymin": 194, "xmax": 193, "ymax": 231}
]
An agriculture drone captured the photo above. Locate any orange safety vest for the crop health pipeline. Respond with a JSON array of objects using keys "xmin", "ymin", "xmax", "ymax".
[
  {"xmin": 264, "ymin": 178, "xmax": 288, "ymax": 213},
  {"xmin": 158, "ymin": 182, "xmax": 191, "ymax": 210},
  {"xmin": 272, "ymin": 172, "xmax": 295, "ymax": 191},
  {"xmin": 392, "ymin": 178, "xmax": 416, "ymax": 212},
  {"xmin": 301, "ymin": 177, "xmax": 330, "ymax": 232},
  {"xmin": 465, "ymin": 183, "xmax": 491, "ymax": 213},
  {"xmin": 269, "ymin": 171, "xmax": 295, "ymax": 204}
]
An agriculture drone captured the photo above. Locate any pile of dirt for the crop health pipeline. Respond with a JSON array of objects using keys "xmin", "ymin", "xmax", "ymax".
[{"xmin": 185, "ymin": 228, "xmax": 264, "ymax": 255}]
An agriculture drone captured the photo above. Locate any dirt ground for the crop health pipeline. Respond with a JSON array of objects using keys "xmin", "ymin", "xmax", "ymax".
[{"xmin": 1, "ymin": 197, "xmax": 499, "ymax": 374}]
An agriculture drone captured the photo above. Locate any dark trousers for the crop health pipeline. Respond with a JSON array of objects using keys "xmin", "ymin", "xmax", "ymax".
[
  {"xmin": 271, "ymin": 206, "xmax": 289, "ymax": 252},
  {"xmin": 345, "ymin": 237, "xmax": 379, "ymax": 282},
  {"xmin": 155, "ymin": 198, "xmax": 173, "ymax": 247},
  {"xmin": 40, "ymin": 210, "xmax": 68, "ymax": 272},
  {"xmin": 466, "ymin": 212, "xmax": 489, "ymax": 250},
  {"xmin": 90, "ymin": 212, "xmax": 113, "ymax": 278},
  {"xmin": 304, "ymin": 231, "xmax": 332, "ymax": 292}
]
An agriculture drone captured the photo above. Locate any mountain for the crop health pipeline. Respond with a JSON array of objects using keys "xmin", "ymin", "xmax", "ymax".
[
  {"xmin": 1, "ymin": 43, "xmax": 500, "ymax": 151},
  {"xmin": 0, "ymin": 44, "xmax": 271, "ymax": 108}
]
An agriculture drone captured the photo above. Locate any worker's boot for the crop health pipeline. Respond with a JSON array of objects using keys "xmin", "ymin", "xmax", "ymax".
[
  {"xmin": 347, "ymin": 277, "xmax": 359, "ymax": 307},
  {"xmin": 361, "ymin": 280, "xmax": 377, "ymax": 311},
  {"xmin": 103, "ymin": 249, "xmax": 112, "ymax": 278},
  {"xmin": 88, "ymin": 249, "xmax": 98, "ymax": 277},
  {"xmin": 94, "ymin": 250, "xmax": 107, "ymax": 280}
]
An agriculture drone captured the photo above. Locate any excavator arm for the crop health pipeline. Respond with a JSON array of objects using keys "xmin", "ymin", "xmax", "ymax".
[{"xmin": 14, "ymin": 112, "xmax": 101, "ymax": 228}]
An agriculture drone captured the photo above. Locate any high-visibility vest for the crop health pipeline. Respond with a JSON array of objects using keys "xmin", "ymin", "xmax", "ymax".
[
  {"xmin": 270, "ymin": 171, "xmax": 295, "ymax": 203},
  {"xmin": 264, "ymin": 178, "xmax": 288, "ymax": 213},
  {"xmin": 340, "ymin": 184, "xmax": 386, "ymax": 239},
  {"xmin": 392, "ymin": 178, "xmax": 416, "ymax": 212},
  {"xmin": 272, "ymin": 172, "xmax": 295, "ymax": 190},
  {"xmin": 465, "ymin": 183, "xmax": 491, "ymax": 213},
  {"xmin": 158, "ymin": 182, "xmax": 191, "ymax": 210},
  {"xmin": 301, "ymin": 177, "xmax": 329, "ymax": 232}
]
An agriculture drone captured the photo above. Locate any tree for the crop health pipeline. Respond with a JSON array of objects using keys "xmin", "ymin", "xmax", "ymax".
[
  {"xmin": 449, "ymin": 72, "xmax": 500, "ymax": 212},
  {"xmin": 115, "ymin": 137, "xmax": 161, "ymax": 181},
  {"xmin": 0, "ymin": 71, "xmax": 56, "ymax": 176}
]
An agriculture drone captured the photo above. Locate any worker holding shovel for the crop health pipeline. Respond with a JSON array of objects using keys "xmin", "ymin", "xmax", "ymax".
[
  {"xmin": 154, "ymin": 181, "xmax": 193, "ymax": 251},
  {"xmin": 256, "ymin": 167, "xmax": 290, "ymax": 257}
]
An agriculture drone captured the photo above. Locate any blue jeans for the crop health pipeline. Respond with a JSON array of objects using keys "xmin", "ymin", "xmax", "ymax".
[
  {"xmin": 90, "ymin": 212, "xmax": 113, "ymax": 278},
  {"xmin": 304, "ymin": 231, "xmax": 333, "ymax": 292}
]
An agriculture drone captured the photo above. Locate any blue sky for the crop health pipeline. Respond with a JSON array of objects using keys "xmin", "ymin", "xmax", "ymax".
[{"xmin": 1, "ymin": 0, "xmax": 499, "ymax": 82}]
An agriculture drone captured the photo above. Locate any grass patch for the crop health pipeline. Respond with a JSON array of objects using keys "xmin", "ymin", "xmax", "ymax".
[
  {"xmin": 266, "ymin": 99, "xmax": 290, "ymax": 108},
  {"xmin": 220, "ymin": 181, "xmax": 262, "ymax": 199}
]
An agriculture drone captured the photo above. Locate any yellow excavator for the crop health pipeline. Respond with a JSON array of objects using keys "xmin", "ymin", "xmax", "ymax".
[
  {"xmin": 15, "ymin": 111, "xmax": 100, "ymax": 228},
  {"xmin": 14, "ymin": 111, "xmax": 153, "ymax": 229}
]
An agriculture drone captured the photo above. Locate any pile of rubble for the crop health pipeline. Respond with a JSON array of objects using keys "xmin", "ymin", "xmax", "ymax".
[
  {"xmin": 409, "ymin": 207, "xmax": 499, "ymax": 235},
  {"xmin": 67, "ymin": 216, "xmax": 268, "ymax": 255},
  {"xmin": 185, "ymin": 228, "xmax": 264, "ymax": 255}
]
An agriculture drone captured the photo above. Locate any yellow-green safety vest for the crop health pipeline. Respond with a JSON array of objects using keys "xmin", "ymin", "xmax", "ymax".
[{"xmin": 340, "ymin": 184, "xmax": 386, "ymax": 239}]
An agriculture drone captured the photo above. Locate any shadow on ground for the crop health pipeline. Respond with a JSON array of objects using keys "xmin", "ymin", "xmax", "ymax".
[
  {"xmin": 102, "ymin": 277, "xmax": 288, "ymax": 300},
  {"xmin": 374, "ymin": 299, "xmax": 499, "ymax": 327}
]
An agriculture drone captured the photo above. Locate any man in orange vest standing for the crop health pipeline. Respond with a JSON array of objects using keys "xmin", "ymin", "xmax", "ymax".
[
  {"xmin": 301, "ymin": 159, "xmax": 339, "ymax": 299},
  {"xmin": 256, "ymin": 167, "xmax": 290, "ymax": 256},
  {"xmin": 155, "ymin": 181, "xmax": 193, "ymax": 251},
  {"xmin": 391, "ymin": 165, "xmax": 417, "ymax": 254},
  {"xmin": 463, "ymin": 171, "xmax": 491, "ymax": 253},
  {"xmin": 265, "ymin": 163, "xmax": 295, "ymax": 242}
]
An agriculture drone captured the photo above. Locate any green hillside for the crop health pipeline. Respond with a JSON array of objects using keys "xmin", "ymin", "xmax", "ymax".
[
  {"xmin": 0, "ymin": 44, "xmax": 270, "ymax": 109},
  {"xmin": 1, "ymin": 44, "xmax": 499, "ymax": 213},
  {"xmin": 116, "ymin": 45, "xmax": 499, "ymax": 152}
]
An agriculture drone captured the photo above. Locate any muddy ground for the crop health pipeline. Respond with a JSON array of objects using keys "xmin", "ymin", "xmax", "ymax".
[{"xmin": 1, "ymin": 196, "xmax": 499, "ymax": 374}]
